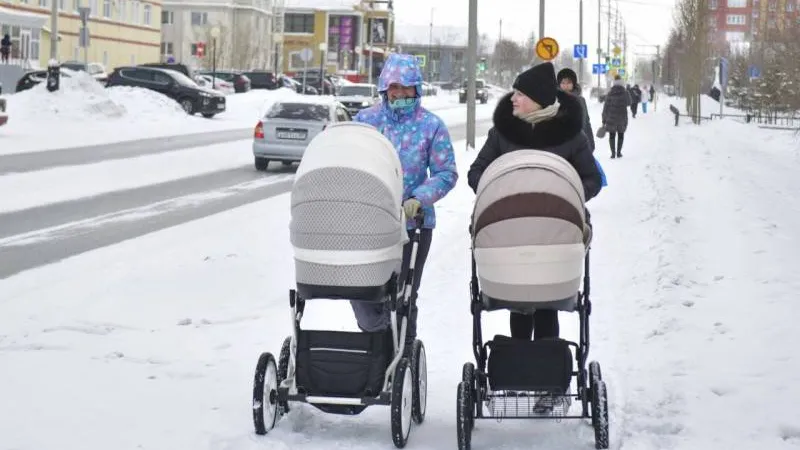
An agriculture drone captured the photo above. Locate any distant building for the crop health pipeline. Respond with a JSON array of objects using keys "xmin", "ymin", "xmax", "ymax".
[
  {"xmin": 708, "ymin": 0, "xmax": 800, "ymax": 49},
  {"xmin": 280, "ymin": 0, "xmax": 394, "ymax": 81},
  {"xmin": 394, "ymin": 23, "xmax": 469, "ymax": 82},
  {"xmin": 160, "ymin": 0, "xmax": 285, "ymax": 71}
]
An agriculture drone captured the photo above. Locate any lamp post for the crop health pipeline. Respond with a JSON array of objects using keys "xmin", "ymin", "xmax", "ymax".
[
  {"xmin": 354, "ymin": 45, "xmax": 362, "ymax": 75},
  {"xmin": 319, "ymin": 42, "xmax": 327, "ymax": 95},
  {"xmin": 273, "ymin": 33, "xmax": 284, "ymax": 75},
  {"xmin": 210, "ymin": 26, "xmax": 220, "ymax": 90}
]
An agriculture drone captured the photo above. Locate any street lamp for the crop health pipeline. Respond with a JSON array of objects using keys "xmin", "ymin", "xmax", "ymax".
[
  {"xmin": 319, "ymin": 42, "xmax": 328, "ymax": 95},
  {"xmin": 210, "ymin": 25, "xmax": 221, "ymax": 89}
]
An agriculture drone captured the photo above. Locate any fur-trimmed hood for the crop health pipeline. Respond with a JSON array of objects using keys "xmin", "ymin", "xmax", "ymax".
[{"xmin": 492, "ymin": 89, "xmax": 585, "ymax": 150}]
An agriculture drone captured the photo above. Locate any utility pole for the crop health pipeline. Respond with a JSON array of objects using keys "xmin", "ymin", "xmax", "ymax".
[
  {"xmin": 427, "ymin": 8, "xmax": 433, "ymax": 81},
  {"xmin": 539, "ymin": 0, "xmax": 545, "ymax": 40},
  {"xmin": 606, "ymin": 0, "xmax": 611, "ymax": 84},
  {"xmin": 597, "ymin": 0, "xmax": 602, "ymax": 89},
  {"xmin": 49, "ymin": 0, "xmax": 58, "ymax": 60},
  {"xmin": 579, "ymin": 0, "xmax": 584, "ymax": 84},
  {"xmin": 466, "ymin": 0, "xmax": 478, "ymax": 150},
  {"xmin": 499, "ymin": 19, "xmax": 502, "ymax": 42}
]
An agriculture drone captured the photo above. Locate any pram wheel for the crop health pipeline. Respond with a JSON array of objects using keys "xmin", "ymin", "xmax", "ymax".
[
  {"xmin": 390, "ymin": 357, "xmax": 413, "ymax": 448},
  {"xmin": 591, "ymin": 378, "xmax": 609, "ymax": 449},
  {"xmin": 277, "ymin": 337, "xmax": 291, "ymax": 414},
  {"xmin": 252, "ymin": 352, "xmax": 279, "ymax": 435},
  {"xmin": 461, "ymin": 362, "xmax": 476, "ymax": 431},
  {"xmin": 456, "ymin": 381, "xmax": 473, "ymax": 450},
  {"xmin": 410, "ymin": 339, "xmax": 427, "ymax": 424}
]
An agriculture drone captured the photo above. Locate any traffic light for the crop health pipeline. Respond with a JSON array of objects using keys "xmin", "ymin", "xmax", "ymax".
[{"xmin": 478, "ymin": 57, "xmax": 487, "ymax": 71}]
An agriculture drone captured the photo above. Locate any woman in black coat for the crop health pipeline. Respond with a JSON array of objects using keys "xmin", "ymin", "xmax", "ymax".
[
  {"xmin": 557, "ymin": 67, "xmax": 595, "ymax": 152},
  {"xmin": 601, "ymin": 76, "xmax": 632, "ymax": 158},
  {"xmin": 467, "ymin": 62, "xmax": 602, "ymax": 342}
]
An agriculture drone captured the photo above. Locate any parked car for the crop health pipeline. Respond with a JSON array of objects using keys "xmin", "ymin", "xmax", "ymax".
[
  {"xmin": 0, "ymin": 97, "xmax": 8, "ymax": 127},
  {"xmin": 242, "ymin": 70, "xmax": 280, "ymax": 90},
  {"xmin": 139, "ymin": 62, "xmax": 195, "ymax": 80},
  {"xmin": 335, "ymin": 83, "xmax": 379, "ymax": 115},
  {"xmin": 196, "ymin": 70, "xmax": 251, "ymax": 93},
  {"xmin": 253, "ymin": 98, "xmax": 352, "ymax": 171},
  {"xmin": 195, "ymin": 74, "xmax": 235, "ymax": 95},
  {"xmin": 15, "ymin": 68, "xmax": 83, "ymax": 93},
  {"xmin": 60, "ymin": 61, "xmax": 108, "ymax": 85},
  {"xmin": 459, "ymin": 79, "xmax": 489, "ymax": 104},
  {"xmin": 106, "ymin": 66, "xmax": 226, "ymax": 117},
  {"xmin": 421, "ymin": 82, "xmax": 438, "ymax": 96},
  {"xmin": 280, "ymin": 75, "xmax": 318, "ymax": 95}
]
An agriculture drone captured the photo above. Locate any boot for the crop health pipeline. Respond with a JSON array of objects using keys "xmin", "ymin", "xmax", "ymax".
[{"xmin": 403, "ymin": 302, "xmax": 418, "ymax": 358}]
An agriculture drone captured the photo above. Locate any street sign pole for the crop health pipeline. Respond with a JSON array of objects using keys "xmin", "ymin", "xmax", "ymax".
[
  {"xmin": 579, "ymin": 0, "xmax": 584, "ymax": 84},
  {"xmin": 466, "ymin": 0, "xmax": 478, "ymax": 150},
  {"xmin": 79, "ymin": 5, "xmax": 91, "ymax": 68}
]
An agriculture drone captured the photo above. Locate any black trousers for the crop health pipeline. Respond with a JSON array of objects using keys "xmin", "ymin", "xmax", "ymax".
[
  {"xmin": 351, "ymin": 228, "xmax": 433, "ymax": 342},
  {"xmin": 630, "ymin": 103, "xmax": 639, "ymax": 117},
  {"xmin": 510, "ymin": 310, "xmax": 559, "ymax": 340},
  {"xmin": 609, "ymin": 132, "xmax": 625, "ymax": 155}
]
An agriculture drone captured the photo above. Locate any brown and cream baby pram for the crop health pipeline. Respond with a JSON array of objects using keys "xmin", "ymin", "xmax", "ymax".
[{"xmin": 456, "ymin": 149, "xmax": 610, "ymax": 450}]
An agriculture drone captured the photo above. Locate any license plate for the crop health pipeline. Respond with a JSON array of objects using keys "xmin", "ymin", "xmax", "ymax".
[
  {"xmin": 276, "ymin": 130, "xmax": 307, "ymax": 140},
  {"xmin": 217, "ymin": 103, "xmax": 224, "ymax": 109}
]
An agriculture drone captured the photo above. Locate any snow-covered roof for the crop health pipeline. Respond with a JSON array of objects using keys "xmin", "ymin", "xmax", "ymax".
[{"xmin": 395, "ymin": 22, "xmax": 469, "ymax": 48}]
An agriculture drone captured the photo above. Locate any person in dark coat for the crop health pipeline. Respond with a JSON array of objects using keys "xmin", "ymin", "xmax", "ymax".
[
  {"xmin": 628, "ymin": 84, "xmax": 642, "ymax": 118},
  {"xmin": 557, "ymin": 67, "xmax": 595, "ymax": 152},
  {"xmin": 467, "ymin": 62, "xmax": 602, "ymax": 343},
  {"xmin": 602, "ymin": 75, "xmax": 631, "ymax": 158}
]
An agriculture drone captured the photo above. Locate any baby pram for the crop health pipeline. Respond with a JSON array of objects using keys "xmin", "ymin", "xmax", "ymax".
[
  {"xmin": 457, "ymin": 150, "xmax": 609, "ymax": 449},
  {"xmin": 251, "ymin": 122, "xmax": 427, "ymax": 449}
]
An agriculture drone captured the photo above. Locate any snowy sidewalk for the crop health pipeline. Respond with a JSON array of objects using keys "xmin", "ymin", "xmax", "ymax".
[{"xmin": 1, "ymin": 101, "xmax": 800, "ymax": 449}]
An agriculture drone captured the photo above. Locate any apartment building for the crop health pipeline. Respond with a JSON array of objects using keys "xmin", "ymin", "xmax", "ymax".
[
  {"xmin": 0, "ymin": 0, "xmax": 161, "ymax": 69},
  {"xmin": 708, "ymin": 0, "xmax": 800, "ymax": 47},
  {"xmin": 159, "ymin": 0, "xmax": 285, "ymax": 71}
]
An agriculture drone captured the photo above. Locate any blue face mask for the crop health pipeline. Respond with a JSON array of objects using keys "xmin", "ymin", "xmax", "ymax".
[{"xmin": 388, "ymin": 97, "xmax": 417, "ymax": 112}]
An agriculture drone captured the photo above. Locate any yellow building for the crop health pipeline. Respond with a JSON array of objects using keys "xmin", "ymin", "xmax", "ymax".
[
  {"xmin": 0, "ymin": 0, "xmax": 161, "ymax": 70},
  {"xmin": 280, "ymin": 0, "xmax": 393, "ymax": 81}
]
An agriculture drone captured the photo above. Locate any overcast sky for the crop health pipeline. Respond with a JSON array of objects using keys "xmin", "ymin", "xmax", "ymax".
[{"xmin": 393, "ymin": 0, "xmax": 677, "ymax": 60}]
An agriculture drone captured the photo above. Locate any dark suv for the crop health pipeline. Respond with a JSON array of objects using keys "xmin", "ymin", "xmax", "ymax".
[
  {"xmin": 106, "ymin": 66, "xmax": 226, "ymax": 118},
  {"xmin": 242, "ymin": 70, "xmax": 279, "ymax": 90},
  {"xmin": 196, "ymin": 70, "xmax": 251, "ymax": 93}
]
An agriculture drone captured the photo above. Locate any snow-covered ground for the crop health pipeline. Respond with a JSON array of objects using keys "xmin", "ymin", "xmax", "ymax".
[
  {"xmin": 3, "ymin": 96, "xmax": 799, "ymax": 449},
  {"xmin": 0, "ymin": 71, "xmax": 482, "ymax": 155}
]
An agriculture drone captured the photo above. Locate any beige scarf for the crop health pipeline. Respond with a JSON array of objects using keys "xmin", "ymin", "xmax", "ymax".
[{"xmin": 513, "ymin": 100, "xmax": 561, "ymax": 125}]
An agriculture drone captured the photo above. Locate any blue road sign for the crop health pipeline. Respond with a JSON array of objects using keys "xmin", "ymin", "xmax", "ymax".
[
  {"xmin": 573, "ymin": 44, "xmax": 588, "ymax": 59},
  {"xmin": 167, "ymin": 55, "xmax": 176, "ymax": 63},
  {"xmin": 748, "ymin": 64, "xmax": 761, "ymax": 78},
  {"xmin": 618, "ymin": 68, "xmax": 626, "ymax": 76},
  {"xmin": 592, "ymin": 64, "xmax": 608, "ymax": 75},
  {"xmin": 611, "ymin": 58, "xmax": 621, "ymax": 67}
]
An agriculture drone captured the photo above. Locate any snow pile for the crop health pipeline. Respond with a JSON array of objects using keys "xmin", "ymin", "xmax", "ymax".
[
  {"xmin": 9, "ymin": 68, "xmax": 188, "ymax": 122},
  {"xmin": 224, "ymin": 87, "xmax": 300, "ymax": 120}
]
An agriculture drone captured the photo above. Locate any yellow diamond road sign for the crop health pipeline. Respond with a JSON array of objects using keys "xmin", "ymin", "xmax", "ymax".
[{"xmin": 535, "ymin": 37, "xmax": 560, "ymax": 61}]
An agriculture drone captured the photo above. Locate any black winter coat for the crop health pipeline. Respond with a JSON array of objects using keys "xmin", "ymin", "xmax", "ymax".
[
  {"xmin": 602, "ymin": 84, "xmax": 631, "ymax": 133},
  {"xmin": 573, "ymin": 84, "xmax": 595, "ymax": 151},
  {"xmin": 467, "ymin": 90, "xmax": 602, "ymax": 202}
]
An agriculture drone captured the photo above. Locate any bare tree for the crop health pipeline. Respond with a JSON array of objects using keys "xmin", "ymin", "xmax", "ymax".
[
  {"xmin": 491, "ymin": 39, "xmax": 527, "ymax": 85},
  {"xmin": 194, "ymin": 17, "xmax": 267, "ymax": 71},
  {"xmin": 672, "ymin": 0, "xmax": 711, "ymax": 123},
  {"xmin": 193, "ymin": 22, "xmax": 230, "ymax": 70}
]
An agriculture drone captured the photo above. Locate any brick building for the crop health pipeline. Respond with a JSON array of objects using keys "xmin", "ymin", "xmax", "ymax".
[{"xmin": 708, "ymin": 0, "xmax": 800, "ymax": 49}]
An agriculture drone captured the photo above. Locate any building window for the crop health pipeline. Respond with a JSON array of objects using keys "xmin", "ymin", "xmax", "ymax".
[
  {"xmin": 131, "ymin": 1, "xmax": 139, "ymax": 24},
  {"xmin": 727, "ymin": 0, "xmax": 747, "ymax": 7},
  {"xmin": 288, "ymin": 50, "xmax": 307, "ymax": 70},
  {"xmin": 161, "ymin": 10, "xmax": 173, "ymax": 24},
  {"xmin": 144, "ymin": 4, "xmax": 151, "ymax": 25},
  {"xmin": 72, "ymin": 0, "xmax": 79, "ymax": 12},
  {"xmin": 160, "ymin": 41, "xmax": 173, "ymax": 55},
  {"xmin": 38, "ymin": 0, "xmax": 47, "ymax": 7},
  {"xmin": 103, "ymin": 50, "xmax": 108, "ymax": 66},
  {"xmin": 102, "ymin": 0, "xmax": 110, "ymax": 18},
  {"xmin": 119, "ymin": 0, "xmax": 127, "ymax": 21},
  {"xmin": 787, "ymin": 2, "xmax": 794, "ymax": 11},
  {"xmin": 90, "ymin": 0, "xmax": 97, "ymax": 16},
  {"xmin": 725, "ymin": 31, "xmax": 746, "ymax": 41},
  {"xmin": 726, "ymin": 14, "xmax": 746, "ymax": 24},
  {"xmin": 30, "ymin": 28, "xmax": 39, "ymax": 60},
  {"xmin": 710, "ymin": 0, "xmax": 718, "ymax": 8},
  {"xmin": 191, "ymin": 12, "xmax": 208, "ymax": 25},
  {"xmin": 285, "ymin": 13, "xmax": 314, "ymax": 33}
]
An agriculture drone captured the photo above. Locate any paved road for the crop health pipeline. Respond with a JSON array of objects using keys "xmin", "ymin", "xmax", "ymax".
[{"xmin": 0, "ymin": 119, "xmax": 493, "ymax": 279}]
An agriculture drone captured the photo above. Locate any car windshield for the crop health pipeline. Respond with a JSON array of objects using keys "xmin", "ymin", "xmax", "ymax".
[
  {"xmin": 266, "ymin": 103, "xmax": 330, "ymax": 121},
  {"xmin": 462, "ymin": 80, "xmax": 486, "ymax": 88},
  {"xmin": 61, "ymin": 63, "xmax": 86, "ymax": 71},
  {"xmin": 339, "ymin": 86, "xmax": 373, "ymax": 96}
]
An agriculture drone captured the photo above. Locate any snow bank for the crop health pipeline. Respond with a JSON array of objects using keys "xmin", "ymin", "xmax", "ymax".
[{"xmin": 9, "ymin": 69, "xmax": 187, "ymax": 122}]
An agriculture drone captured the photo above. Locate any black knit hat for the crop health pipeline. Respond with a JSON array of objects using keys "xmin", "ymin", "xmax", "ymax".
[
  {"xmin": 513, "ymin": 62, "xmax": 558, "ymax": 107},
  {"xmin": 557, "ymin": 68, "xmax": 578, "ymax": 85}
]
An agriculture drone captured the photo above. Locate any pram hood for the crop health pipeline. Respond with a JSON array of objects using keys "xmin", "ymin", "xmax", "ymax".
[
  {"xmin": 471, "ymin": 149, "xmax": 587, "ymax": 311},
  {"xmin": 290, "ymin": 122, "xmax": 408, "ymax": 291}
]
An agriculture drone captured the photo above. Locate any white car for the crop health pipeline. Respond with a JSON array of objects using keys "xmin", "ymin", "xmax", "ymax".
[
  {"xmin": 335, "ymin": 83, "xmax": 379, "ymax": 116},
  {"xmin": 195, "ymin": 74, "xmax": 235, "ymax": 95},
  {"xmin": 0, "ymin": 97, "xmax": 8, "ymax": 127}
]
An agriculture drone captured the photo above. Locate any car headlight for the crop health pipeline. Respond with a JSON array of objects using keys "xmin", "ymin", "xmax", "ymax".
[
  {"xmin": 199, "ymin": 92, "xmax": 213, "ymax": 98},
  {"xmin": 362, "ymin": 101, "xmax": 369, "ymax": 106},
  {"xmin": 460, "ymin": 89, "xmax": 466, "ymax": 94}
]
